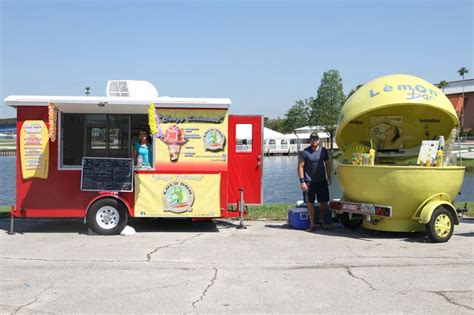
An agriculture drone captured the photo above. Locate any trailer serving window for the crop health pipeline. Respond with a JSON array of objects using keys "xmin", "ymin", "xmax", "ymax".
[
  {"xmin": 85, "ymin": 114, "xmax": 129, "ymax": 158},
  {"xmin": 60, "ymin": 113, "xmax": 150, "ymax": 168}
]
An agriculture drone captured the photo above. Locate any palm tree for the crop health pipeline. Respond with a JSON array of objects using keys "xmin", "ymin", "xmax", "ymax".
[
  {"xmin": 457, "ymin": 66, "xmax": 469, "ymax": 100},
  {"xmin": 438, "ymin": 80, "xmax": 449, "ymax": 92},
  {"xmin": 458, "ymin": 67, "xmax": 469, "ymax": 80},
  {"xmin": 84, "ymin": 87, "xmax": 91, "ymax": 96}
]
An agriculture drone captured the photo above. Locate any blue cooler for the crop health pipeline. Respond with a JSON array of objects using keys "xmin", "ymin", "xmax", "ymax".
[
  {"xmin": 288, "ymin": 203, "xmax": 333, "ymax": 230},
  {"xmin": 288, "ymin": 206, "xmax": 310, "ymax": 230}
]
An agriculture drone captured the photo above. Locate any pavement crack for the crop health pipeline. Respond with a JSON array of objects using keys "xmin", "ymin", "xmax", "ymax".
[
  {"xmin": 280, "ymin": 261, "xmax": 474, "ymax": 270},
  {"xmin": 191, "ymin": 267, "xmax": 218, "ymax": 311},
  {"xmin": 13, "ymin": 282, "xmax": 54, "ymax": 314},
  {"xmin": 430, "ymin": 290, "xmax": 474, "ymax": 311},
  {"xmin": 346, "ymin": 245, "xmax": 362, "ymax": 258},
  {"xmin": 345, "ymin": 267, "xmax": 377, "ymax": 290},
  {"xmin": 146, "ymin": 234, "xmax": 202, "ymax": 262}
]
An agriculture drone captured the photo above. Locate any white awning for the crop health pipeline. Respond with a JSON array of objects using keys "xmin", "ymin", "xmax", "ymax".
[
  {"xmin": 4, "ymin": 95, "xmax": 231, "ymax": 113},
  {"xmin": 264, "ymin": 127, "xmax": 285, "ymax": 139}
]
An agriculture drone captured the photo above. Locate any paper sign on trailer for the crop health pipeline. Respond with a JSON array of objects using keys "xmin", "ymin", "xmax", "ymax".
[{"xmin": 20, "ymin": 120, "xmax": 49, "ymax": 179}]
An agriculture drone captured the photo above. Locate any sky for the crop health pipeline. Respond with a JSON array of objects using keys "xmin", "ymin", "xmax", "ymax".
[{"xmin": 1, "ymin": 0, "xmax": 473, "ymax": 119}]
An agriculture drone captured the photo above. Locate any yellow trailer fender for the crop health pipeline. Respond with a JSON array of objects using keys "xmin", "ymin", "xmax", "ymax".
[{"xmin": 416, "ymin": 197, "xmax": 459, "ymax": 225}]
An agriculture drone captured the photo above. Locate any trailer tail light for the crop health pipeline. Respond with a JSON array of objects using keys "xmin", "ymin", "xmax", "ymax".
[
  {"xmin": 330, "ymin": 200, "xmax": 342, "ymax": 210},
  {"xmin": 375, "ymin": 206, "xmax": 391, "ymax": 217}
]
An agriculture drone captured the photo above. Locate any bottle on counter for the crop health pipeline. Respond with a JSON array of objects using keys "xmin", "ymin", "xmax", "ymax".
[
  {"xmin": 438, "ymin": 135, "xmax": 446, "ymax": 164},
  {"xmin": 438, "ymin": 135, "xmax": 445, "ymax": 152},
  {"xmin": 137, "ymin": 155, "xmax": 143, "ymax": 168},
  {"xmin": 369, "ymin": 148, "xmax": 375, "ymax": 166},
  {"xmin": 436, "ymin": 149, "xmax": 444, "ymax": 167},
  {"xmin": 445, "ymin": 128, "xmax": 457, "ymax": 166}
]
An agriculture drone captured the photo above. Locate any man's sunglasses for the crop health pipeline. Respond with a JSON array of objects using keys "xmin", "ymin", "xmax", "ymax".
[{"xmin": 310, "ymin": 138, "xmax": 319, "ymax": 142}]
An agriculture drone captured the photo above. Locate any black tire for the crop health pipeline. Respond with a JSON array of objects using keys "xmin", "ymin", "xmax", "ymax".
[
  {"xmin": 340, "ymin": 212, "xmax": 363, "ymax": 229},
  {"xmin": 425, "ymin": 207, "xmax": 454, "ymax": 243},
  {"xmin": 87, "ymin": 198, "xmax": 128, "ymax": 235}
]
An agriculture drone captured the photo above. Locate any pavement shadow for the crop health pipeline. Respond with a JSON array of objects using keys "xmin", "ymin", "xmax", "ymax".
[
  {"xmin": 264, "ymin": 222, "xmax": 293, "ymax": 230},
  {"xmin": 0, "ymin": 217, "xmax": 224, "ymax": 235},
  {"xmin": 266, "ymin": 221, "xmax": 431, "ymax": 243},
  {"xmin": 455, "ymin": 232, "xmax": 474, "ymax": 237},
  {"xmin": 0, "ymin": 218, "xmax": 88, "ymax": 235},
  {"xmin": 459, "ymin": 217, "xmax": 474, "ymax": 224},
  {"xmin": 130, "ymin": 218, "xmax": 220, "ymax": 233}
]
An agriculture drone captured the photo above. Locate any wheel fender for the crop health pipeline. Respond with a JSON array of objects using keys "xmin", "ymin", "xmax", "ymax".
[
  {"xmin": 86, "ymin": 194, "xmax": 132, "ymax": 219},
  {"xmin": 418, "ymin": 200, "xmax": 459, "ymax": 225}
]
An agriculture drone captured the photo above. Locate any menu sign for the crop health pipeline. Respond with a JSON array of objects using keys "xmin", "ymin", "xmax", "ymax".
[
  {"xmin": 81, "ymin": 157, "xmax": 134, "ymax": 192},
  {"xmin": 154, "ymin": 109, "xmax": 228, "ymax": 168},
  {"xmin": 20, "ymin": 120, "xmax": 49, "ymax": 179}
]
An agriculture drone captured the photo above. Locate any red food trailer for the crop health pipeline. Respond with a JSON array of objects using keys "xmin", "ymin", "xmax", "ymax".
[{"xmin": 5, "ymin": 80, "xmax": 263, "ymax": 234}]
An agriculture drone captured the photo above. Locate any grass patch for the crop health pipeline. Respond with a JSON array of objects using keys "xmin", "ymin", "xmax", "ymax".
[
  {"xmin": 460, "ymin": 159, "xmax": 474, "ymax": 172},
  {"xmin": 454, "ymin": 201, "xmax": 474, "ymax": 217},
  {"xmin": 0, "ymin": 205, "xmax": 11, "ymax": 217},
  {"xmin": 245, "ymin": 203, "xmax": 292, "ymax": 220}
]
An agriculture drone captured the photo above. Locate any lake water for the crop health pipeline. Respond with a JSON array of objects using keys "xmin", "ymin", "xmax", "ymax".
[{"xmin": 0, "ymin": 155, "xmax": 472, "ymax": 205}]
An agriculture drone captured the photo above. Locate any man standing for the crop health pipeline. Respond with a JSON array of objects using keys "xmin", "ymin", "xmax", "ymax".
[{"xmin": 297, "ymin": 132, "xmax": 332, "ymax": 232}]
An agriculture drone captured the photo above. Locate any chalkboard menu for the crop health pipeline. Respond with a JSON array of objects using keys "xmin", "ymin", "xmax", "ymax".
[{"xmin": 81, "ymin": 157, "xmax": 134, "ymax": 192}]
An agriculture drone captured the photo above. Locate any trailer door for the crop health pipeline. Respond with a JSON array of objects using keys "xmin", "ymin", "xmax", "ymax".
[{"xmin": 228, "ymin": 115, "xmax": 263, "ymax": 205}]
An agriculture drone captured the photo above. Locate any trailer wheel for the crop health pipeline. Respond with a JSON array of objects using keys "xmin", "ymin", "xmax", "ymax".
[
  {"xmin": 425, "ymin": 207, "xmax": 454, "ymax": 243},
  {"xmin": 340, "ymin": 212, "xmax": 362, "ymax": 229},
  {"xmin": 87, "ymin": 198, "xmax": 128, "ymax": 235}
]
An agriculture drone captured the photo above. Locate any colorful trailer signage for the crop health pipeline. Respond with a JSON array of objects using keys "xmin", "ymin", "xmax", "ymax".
[
  {"xmin": 134, "ymin": 174, "xmax": 221, "ymax": 217},
  {"xmin": 154, "ymin": 108, "xmax": 228, "ymax": 168}
]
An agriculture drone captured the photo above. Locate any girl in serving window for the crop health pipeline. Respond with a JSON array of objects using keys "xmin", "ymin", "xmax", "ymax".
[{"xmin": 132, "ymin": 129, "xmax": 152, "ymax": 167}]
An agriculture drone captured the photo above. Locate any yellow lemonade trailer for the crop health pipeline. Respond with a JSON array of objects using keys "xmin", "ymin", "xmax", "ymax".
[{"xmin": 329, "ymin": 74, "xmax": 465, "ymax": 242}]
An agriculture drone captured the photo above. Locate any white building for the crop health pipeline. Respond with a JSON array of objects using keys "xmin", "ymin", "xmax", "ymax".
[
  {"xmin": 236, "ymin": 125, "xmax": 336, "ymax": 155},
  {"xmin": 293, "ymin": 126, "xmax": 334, "ymax": 150},
  {"xmin": 263, "ymin": 128, "xmax": 296, "ymax": 155}
]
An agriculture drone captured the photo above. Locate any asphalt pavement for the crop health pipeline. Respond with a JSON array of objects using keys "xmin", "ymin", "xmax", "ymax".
[{"xmin": 1, "ymin": 217, "xmax": 473, "ymax": 314}]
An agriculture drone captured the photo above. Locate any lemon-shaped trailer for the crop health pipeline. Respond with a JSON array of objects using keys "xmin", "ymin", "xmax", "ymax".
[{"xmin": 330, "ymin": 74, "xmax": 465, "ymax": 242}]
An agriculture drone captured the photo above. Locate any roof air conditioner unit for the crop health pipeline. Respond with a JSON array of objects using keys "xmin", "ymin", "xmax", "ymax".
[{"xmin": 106, "ymin": 80, "xmax": 159, "ymax": 98}]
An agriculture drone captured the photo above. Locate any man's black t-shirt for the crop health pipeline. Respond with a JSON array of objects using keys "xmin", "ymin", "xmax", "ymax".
[{"xmin": 298, "ymin": 146, "xmax": 329, "ymax": 182}]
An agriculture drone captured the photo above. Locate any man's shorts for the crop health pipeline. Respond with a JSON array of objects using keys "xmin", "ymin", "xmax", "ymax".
[{"xmin": 304, "ymin": 180, "xmax": 330, "ymax": 203}]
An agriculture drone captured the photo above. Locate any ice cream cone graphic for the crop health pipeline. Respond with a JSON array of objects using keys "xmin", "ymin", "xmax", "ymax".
[{"xmin": 162, "ymin": 125, "xmax": 187, "ymax": 162}]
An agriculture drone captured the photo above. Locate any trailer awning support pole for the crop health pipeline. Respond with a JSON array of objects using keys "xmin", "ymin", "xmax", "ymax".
[
  {"xmin": 237, "ymin": 187, "xmax": 246, "ymax": 229},
  {"xmin": 8, "ymin": 206, "xmax": 15, "ymax": 235}
]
